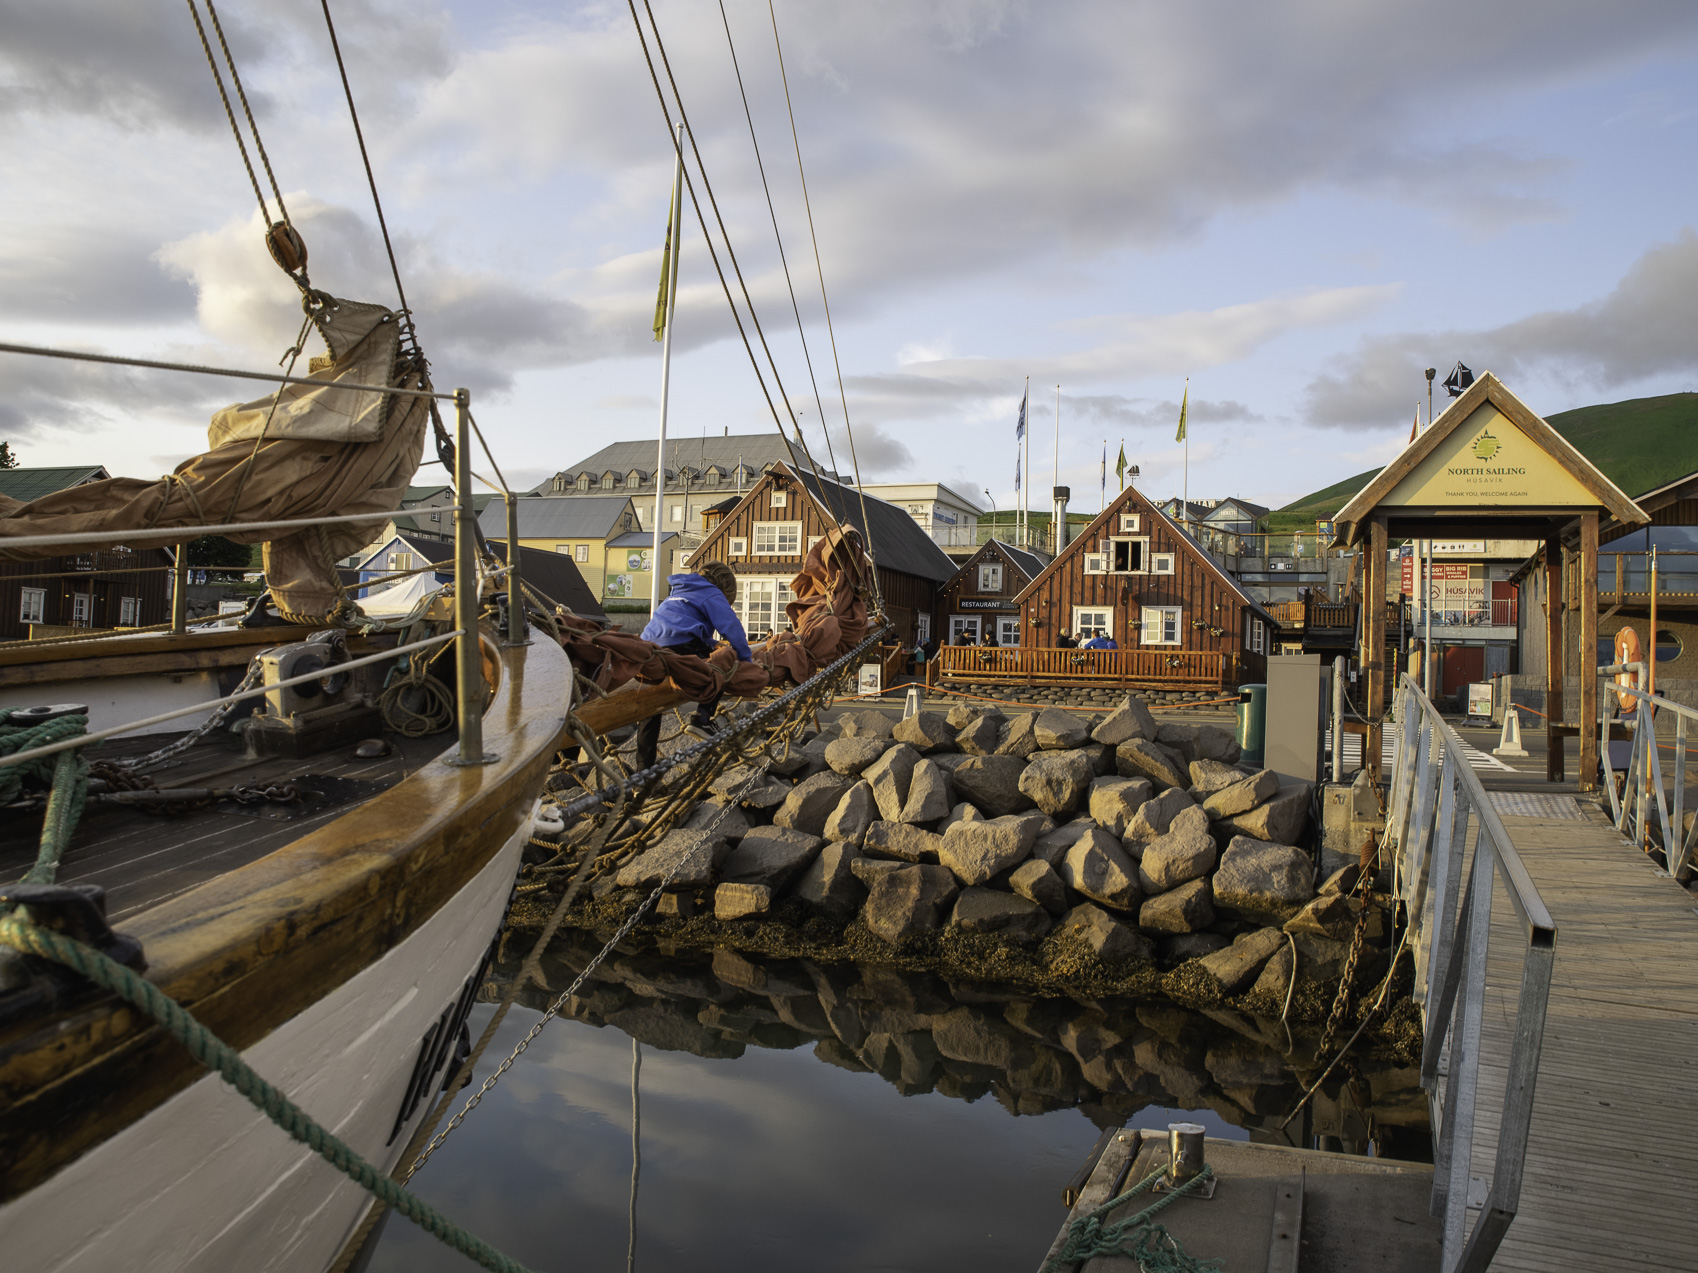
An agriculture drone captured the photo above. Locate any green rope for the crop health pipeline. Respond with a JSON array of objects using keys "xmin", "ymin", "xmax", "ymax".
[
  {"xmin": 1, "ymin": 710, "xmax": 91, "ymax": 884},
  {"xmin": 0, "ymin": 913, "xmax": 537, "ymax": 1273},
  {"xmin": 1043, "ymin": 1165, "xmax": 1221, "ymax": 1273}
]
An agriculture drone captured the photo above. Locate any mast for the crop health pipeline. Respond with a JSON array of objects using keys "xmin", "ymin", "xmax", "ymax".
[
  {"xmin": 651, "ymin": 125, "xmax": 684, "ymax": 609},
  {"xmin": 1021, "ymin": 375, "xmax": 1030, "ymax": 548},
  {"xmin": 1052, "ymin": 384, "xmax": 1060, "ymax": 552}
]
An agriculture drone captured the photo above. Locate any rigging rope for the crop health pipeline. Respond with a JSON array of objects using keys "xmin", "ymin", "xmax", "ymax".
[
  {"xmin": 184, "ymin": 0, "xmax": 271, "ymax": 230},
  {"xmin": 202, "ymin": 0, "xmax": 295, "ymax": 233}
]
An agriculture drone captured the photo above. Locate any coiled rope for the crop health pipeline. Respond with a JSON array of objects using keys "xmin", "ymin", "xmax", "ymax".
[
  {"xmin": 1042, "ymin": 1165, "xmax": 1220, "ymax": 1273},
  {"xmin": 0, "ymin": 709, "xmax": 91, "ymax": 885},
  {"xmin": 0, "ymin": 913, "xmax": 537, "ymax": 1273}
]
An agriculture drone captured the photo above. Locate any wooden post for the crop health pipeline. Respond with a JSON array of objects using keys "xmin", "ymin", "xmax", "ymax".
[
  {"xmin": 1578, "ymin": 512, "xmax": 1599, "ymax": 791},
  {"xmin": 1545, "ymin": 535, "xmax": 1563, "ymax": 783},
  {"xmin": 171, "ymin": 541, "xmax": 188, "ymax": 635},
  {"xmin": 1366, "ymin": 518, "xmax": 1387, "ymax": 786}
]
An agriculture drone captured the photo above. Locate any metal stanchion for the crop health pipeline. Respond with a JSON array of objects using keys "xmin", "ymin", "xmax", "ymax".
[
  {"xmin": 504, "ymin": 490, "xmax": 528, "ymax": 646},
  {"xmin": 171, "ymin": 541, "xmax": 188, "ymax": 634},
  {"xmin": 451, "ymin": 388, "xmax": 495, "ymax": 766}
]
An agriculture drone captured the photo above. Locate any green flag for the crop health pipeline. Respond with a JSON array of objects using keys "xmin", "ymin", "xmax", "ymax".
[
  {"xmin": 1115, "ymin": 442, "xmax": 1127, "ymax": 488},
  {"xmin": 1175, "ymin": 382, "xmax": 1188, "ymax": 443},
  {"xmin": 653, "ymin": 182, "xmax": 677, "ymax": 342}
]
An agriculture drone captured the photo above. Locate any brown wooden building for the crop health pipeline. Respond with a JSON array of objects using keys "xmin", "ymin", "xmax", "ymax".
[
  {"xmin": 685, "ymin": 462, "xmax": 957, "ymax": 646},
  {"xmin": 936, "ymin": 539, "xmax": 1046, "ymax": 647},
  {"xmin": 1007, "ymin": 483, "xmax": 1279, "ymax": 686}
]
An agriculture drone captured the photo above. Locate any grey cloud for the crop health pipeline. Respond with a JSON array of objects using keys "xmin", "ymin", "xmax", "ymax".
[
  {"xmin": 0, "ymin": 347, "xmax": 225, "ymax": 444},
  {"xmin": 1303, "ymin": 230, "xmax": 1698, "ymax": 428},
  {"xmin": 0, "ymin": 227, "xmax": 197, "ymax": 325},
  {"xmin": 1068, "ymin": 394, "xmax": 1259, "ymax": 431}
]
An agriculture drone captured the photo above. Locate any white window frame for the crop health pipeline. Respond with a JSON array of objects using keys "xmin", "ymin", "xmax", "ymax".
[
  {"xmin": 916, "ymin": 613, "xmax": 931, "ymax": 644},
  {"xmin": 118, "ymin": 596, "xmax": 140, "ymax": 626},
  {"xmin": 575, "ymin": 544, "xmax": 590, "ymax": 562},
  {"xmin": 1072, "ymin": 607, "xmax": 1112, "ymax": 640},
  {"xmin": 1151, "ymin": 552, "xmax": 1175, "ymax": 575},
  {"xmin": 1251, "ymin": 618, "xmax": 1266, "ymax": 654},
  {"xmin": 806, "ymin": 535, "xmax": 824, "ymax": 555},
  {"xmin": 735, "ymin": 576, "xmax": 795, "ymax": 636},
  {"xmin": 669, "ymin": 504, "xmax": 683, "ymax": 523},
  {"xmin": 977, "ymin": 562, "xmax": 1002, "ymax": 592},
  {"xmin": 729, "ymin": 537, "xmax": 748, "ymax": 557},
  {"xmin": 1109, "ymin": 536, "xmax": 1149, "ymax": 575},
  {"xmin": 19, "ymin": 587, "xmax": 45, "ymax": 624},
  {"xmin": 997, "ymin": 616, "xmax": 1022, "ymax": 647},
  {"xmin": 949, "ymin": 615, "xmax": 982, "ymax": 644},
  {"xmin": 386, "ymin": 551, "xmax": 414, "ymax": 572},
  {"xmin": 752, "ymin": 521, "xmax": 802, "ymax": 555},
  {"xmin": 71, "ymin": 593, "xmax": 92, "ymax": 626},
  {"xmin": 770, "ymin": 489, "xmax": 788, "ymax": 509},
  {"xmin": 1119, "ymin": 513, "xmax": 1141, "ymax": 533},
  {"xmin": 1084, "ymin": 551, "xmax": 1108, "ymax": 575},
  {"xmin": 1140, "ymin": 606, "xmax": 1182, "ymax": 646}
]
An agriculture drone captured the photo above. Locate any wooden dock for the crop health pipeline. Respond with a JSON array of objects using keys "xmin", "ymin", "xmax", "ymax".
[{"xmin": 1465, "ymin": 794, "xmax": 1698, "ymax": 1271}]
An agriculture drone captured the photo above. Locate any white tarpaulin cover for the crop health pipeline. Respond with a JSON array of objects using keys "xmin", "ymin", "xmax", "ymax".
[{"xmin": 357, "ymin": 570, "xmax": 443, "ymax": 618}]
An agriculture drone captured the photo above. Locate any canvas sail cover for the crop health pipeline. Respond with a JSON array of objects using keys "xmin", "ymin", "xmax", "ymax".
[{"xmin": 0, "ymin": 294, "xmax": 428, "ymax": 620}]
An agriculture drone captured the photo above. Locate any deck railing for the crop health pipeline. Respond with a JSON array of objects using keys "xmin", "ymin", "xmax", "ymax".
[
  {"xmin": 1597, "ymin": 662, "xmax": 1698, "ymax": 881},
  {"xmin": 1384, "ymin": 673, "xmax": 1556, "ymax": 1273},
  {"xmin": 936, "ymin": 645, "xmax": 1228, "ymax": 689}
]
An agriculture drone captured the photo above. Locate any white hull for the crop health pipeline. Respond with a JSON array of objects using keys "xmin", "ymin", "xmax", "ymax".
[{"xmin": 0, "ymin": 806, "xmax": 534, "ymax": 1273}]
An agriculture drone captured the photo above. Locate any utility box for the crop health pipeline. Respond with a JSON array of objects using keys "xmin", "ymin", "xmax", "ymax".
[{"xmin": 1265, "ymin": 653, "xmax": 1328, "ymax": 787}]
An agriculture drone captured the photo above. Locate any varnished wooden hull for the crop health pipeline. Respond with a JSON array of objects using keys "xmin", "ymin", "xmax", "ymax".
[{"xmin": 0, "ymin": 631, "xmax": 571, "ymax": 1268}]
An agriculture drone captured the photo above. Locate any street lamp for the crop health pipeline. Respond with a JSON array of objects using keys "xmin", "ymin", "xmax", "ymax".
[{"xmin": 984, "ymin": 489, "xmax": 997, "ymax": 546}]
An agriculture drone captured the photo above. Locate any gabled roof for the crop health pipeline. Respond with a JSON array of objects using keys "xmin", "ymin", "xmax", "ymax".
[
  {"xmin": 788, "ymin": 465, "xmax": 958, "ymax": 583},
  {"xmin": 1014, "ymin": 485, "xmax": 1276, "ymax": 624},
  {"xmin": 607, "ymin": 530, "xmax": 679, "ymax": 549},
  {"xmin": 1334, "ymin": 372, "xmax": 1646, "ymax": 543},
  {"xmin": 0, "ymin": 465, "xmax": 110, "ymax": 502},
  {"xmin": 1204, "ymin": 497, "xmax": 1269, "ymax": 521},
  {"xmin": 945, "ymin": 539, "xmax": 1044, "ymax": 592},
  {"xmin": 371, "ymin": 531, "xmax": 606, "ymax": 621},
  {"xmin": 532, "ymin": 433, "xmax": 838, "ymax": 493},
  {"xmin": 477, "ymin": 494, "xmax": 635, "ymax": 540}
]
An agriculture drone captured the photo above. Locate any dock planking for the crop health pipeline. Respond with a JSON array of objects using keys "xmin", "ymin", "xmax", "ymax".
[{"xmin": 1460, "ymin": 800, "xmax": 1698, "ymax": 1271}]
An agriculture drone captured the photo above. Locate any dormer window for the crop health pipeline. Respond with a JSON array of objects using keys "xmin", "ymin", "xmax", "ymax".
[
  {"xmin": 601, "ymin": 472, "xmax": 616, "ymax": 490},
  {"xmin": 576, "ymin": 474, "xmax": 591, "ymax": 491},
  {"xmin": 551, "ymin": 476, "xmax": 566, "ymax": 493},
  {"xmin": 626, "ymin": 470, "xmax": 642, "ymax": 489}
]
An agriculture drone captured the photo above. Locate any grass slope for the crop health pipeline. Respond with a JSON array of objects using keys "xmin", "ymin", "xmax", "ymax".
[{"xmin": 1263, "ymin": 392, "xmax": 1698, "ymax": 529}]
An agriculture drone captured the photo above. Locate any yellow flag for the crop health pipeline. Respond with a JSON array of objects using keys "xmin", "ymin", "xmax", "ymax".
[
  {"xmin": 653, "ymin": 179, "xmax": 678, "ymax": 343},
  {"xmin": 1175, "ymin": 382, "xmax": 1188, "ymax": 443}
]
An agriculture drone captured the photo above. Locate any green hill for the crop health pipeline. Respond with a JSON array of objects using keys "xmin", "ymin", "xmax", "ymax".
[{"xmin": 1262, "ymin": 391, "xmax": 1698, "ymax": 530}]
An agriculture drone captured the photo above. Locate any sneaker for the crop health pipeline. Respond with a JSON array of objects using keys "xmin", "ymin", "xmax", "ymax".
[{"xmin": 683, "ymin": 716, "xmax": 719, "ymax": 742}]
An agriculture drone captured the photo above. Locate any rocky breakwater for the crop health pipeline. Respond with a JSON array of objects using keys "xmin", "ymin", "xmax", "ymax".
[{"xmin": 545, "ymin": 696, "xmax": 1396, "ymax": 1018}]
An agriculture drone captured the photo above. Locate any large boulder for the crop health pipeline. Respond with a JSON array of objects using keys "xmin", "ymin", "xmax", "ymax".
[
  {"xmin": 1194, "ymin": 724, "xmax": 1240, "ymax": 763},
  {"xmin": 1125, "ymin": 786, "xmax": 1197, "ymax": 844},
  {"xmin": 719, "ymin": 825, "xmax": 824, "ymax": 890},
  {"xmin": 850, "ymin": 857, "xmax": 906, "ymax": 887},
  {"xmin": 709, "ymin": 763, "xmax": 791, "ymax": 808},
  {"xmin": 1196, "ymin": 926, "xmax": 1287, "ymax": 994},
  {"xmin": 1017, "ymin": 749, "xmax": 1095, "ymax": 817},
  {"xmin": 772, "ymin": 772, "xmax": 856, "ymax": 836},
  {"xmin": 945, "ymin": 702, "xmax": 987, "ymax": 730},
  {"xmin": 823, "ymin": 782, "xmax": 877, "ymax": 845},
  {"xmin": 862, "ymin": 820, "xmax": 946, "ymax": 863},
  {"xmin": 1053, "ymin": 902, "xmax": 1154, "ymax": 963},
  {"xmin": 1008, "ymin": 858, "xmax": 1069, "ymax": 915},
  {"xmin": 1138, "ymin": 877, "xmax": 1215, "ymax": 934},
  {"xmin": 893, "ymin": 711, "xmax": 956, "ymax": 753},
  {"xmin": 1189, "ymin": 758, "xmax": 1247, "ymax": 796},
  {"xmin": 838, "ymin": 710, "xmax": 895, "ymax": 740},
  {"xmin": 955, "ymin": 714, "xmax": 1003, "ymax": 755},
  {"xmin": 1202, "ymin": 769, "xmax": 1280, "ymax": 820},
  {"xmin": 1137, "ymin": 807, "xmax": 1218, "ymax": 893},
  {"xmin": 793, "ymin": 842, "xmax": 865, "ymax": 920},
  {"xmin": 938, "ymin": 801, "xmax": 985, "ymax": 832},
  {"xmin": 950, "ymin": 754, "xmax": 1034, "ymax": 816},
  {"xmin": 825, "ymin": 736, "xmax": 889, "ymax": 775},
  {"xmin": 863, "ymin": 743, "xmax": 921, "ymax": 821},
  {"xmin": 1155, "ymin": 723, "xmax": 1199, "ymax": 764},
  {"xmin": 1093, "ymin": 695, "xmax": 1156, "ymax": 746},
  {"xmin": 861, "ymin": 864, "xmax": 960, "ymax": 944},
  {"xmin": 681, "ymin": 799, "xmax": 752, "ymax": 842},
  {"xmin": 1034, "ymin": 707, "xmax": 1091, "ymax": 750},
  {"xmin": 714, "ymin": 882, "xmax": 774, "ymax": 920},
  {"xmin": 1031, "ymin": 817, "xmax": 1092, "ymax": 866},
  {"xmin": 1115, "ymin": 738, "xmax": 1190, "ymax": 790},
  {"xmin": 1213, "ymin": 835, "xmax": 1316, "ymax": 922},
  {"xmin": 899, "ymin": 758, "xmax": 954, "ymax": 823},
  {"xmin": 1217, "ymin": 781, "xmax": 1313, "ymax": 844},
  {"xmin": 938, "ymin": 814, "xmax": 1044, "ymax": 885},
  {"xmin": 1088, "ymin": 776, "xmax": 1153, "ymax": 837},
  {"xmin": 995, "ymin": 713, "xmax": 1041, "ymax": 759},
  {"xmin": 615, "ymin": 829, "xmax": 733, "ymax": 890},
  {"xmin": 1284, "ymin": 892, "xmax": 1367, "ymax": 941},
  {"xmin": 1058, "ymin": 827, "xmax": 1142, "ymax": 911},
  {"xmin": 949, "ymin": 887, "xmax": 1053, "ymax": 940}
]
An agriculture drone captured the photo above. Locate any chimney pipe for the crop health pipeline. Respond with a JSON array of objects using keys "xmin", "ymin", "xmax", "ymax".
[{"xmin": 1052, "ymin": 485, "xmax": 1070, "ymax": 554}]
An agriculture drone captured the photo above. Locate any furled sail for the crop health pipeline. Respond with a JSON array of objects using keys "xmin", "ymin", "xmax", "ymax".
[{"xmin": 0, "ymin": 295, "xmax": 427, "ymax": 621}]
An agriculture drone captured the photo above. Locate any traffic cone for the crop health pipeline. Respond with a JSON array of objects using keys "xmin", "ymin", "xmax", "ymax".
[{"xmin": 1493, "ymin": 705, "xmax": 1529, "ymax": 757}]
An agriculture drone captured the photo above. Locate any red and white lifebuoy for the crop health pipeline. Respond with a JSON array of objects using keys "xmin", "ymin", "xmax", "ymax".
[{"xmin": 1614, "ymin": 625, "xmax": 1641, "ymax": 712}]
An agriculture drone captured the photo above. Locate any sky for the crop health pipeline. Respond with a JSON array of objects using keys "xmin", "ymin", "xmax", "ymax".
[{"xmin": 4, "ymin": 0, "xmax": 1698, "ymax": 517}]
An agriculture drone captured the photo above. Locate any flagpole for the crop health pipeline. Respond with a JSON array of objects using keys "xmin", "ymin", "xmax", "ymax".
[
  {"xmin": 1021, "ymin": 375, "xmax": 1030, "ymax": 547},
  {"xmin": 1181, "ymin": 377, "xmax": 1189, "ymax": 532},
  {"xmin": 1052, "ymin": 384, "xmax": 1060, "ymax": 553},
  {"xmin": 651, "ymin": 124, "xmax": 683, "ymax": 610}
]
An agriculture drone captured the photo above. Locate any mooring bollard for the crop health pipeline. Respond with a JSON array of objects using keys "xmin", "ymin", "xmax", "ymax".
[{"xmin": 1167, "ymin": 1122, "xmax": 1207, "ymax": 1185}]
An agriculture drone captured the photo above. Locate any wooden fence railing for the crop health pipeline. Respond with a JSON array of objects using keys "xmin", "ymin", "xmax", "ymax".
[{"xmin": 936, "ymin": 645, "xmax": 1230, "ymax": 689}]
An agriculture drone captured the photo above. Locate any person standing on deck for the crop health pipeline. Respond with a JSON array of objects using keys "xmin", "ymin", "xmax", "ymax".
[
  {"xmin": 1082, "ymin": 632, "xmax": 1117, "ymax": 650},
  {"xmin": 635, "ymin": 561, "xmax": 751, "ymax": 767},
  {"xmin": 1056, "ymin": 629, "xmax": 1078, "ymax": 649}
]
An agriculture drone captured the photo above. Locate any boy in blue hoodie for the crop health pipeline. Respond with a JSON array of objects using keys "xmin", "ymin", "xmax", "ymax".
[{"xmin": 635, "ymin": 560, "xmax": 753, "ymax": 767}]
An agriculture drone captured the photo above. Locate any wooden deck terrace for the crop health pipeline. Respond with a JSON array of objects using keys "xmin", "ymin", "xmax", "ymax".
[
  {"xmin": 1459, "ymin": 785, "xmax": 1698, "ymax": 1271},
  {"xmin": 934, "ymin": 645, "xmax": 1232, "ymax": 690}
]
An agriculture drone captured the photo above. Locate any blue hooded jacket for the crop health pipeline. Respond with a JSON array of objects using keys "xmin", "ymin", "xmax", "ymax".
[{"xmin": 641, "ymin": 573, "xmax": 753, "ymax": 661}]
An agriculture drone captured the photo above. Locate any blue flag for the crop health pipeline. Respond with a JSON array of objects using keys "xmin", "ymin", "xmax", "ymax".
[{"xmin": 1014, "ymin": 383, "xmax": 1028, "ymax": 493}]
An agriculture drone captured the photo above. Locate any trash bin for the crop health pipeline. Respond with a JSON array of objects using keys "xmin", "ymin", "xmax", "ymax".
[{"xmin": 1237, "ymin": 683, "xmax": 1267, "ymax": 768}]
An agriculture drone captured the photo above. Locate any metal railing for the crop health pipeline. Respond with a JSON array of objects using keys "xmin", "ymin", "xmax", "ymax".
[
  {"xmin": 1385, "ymin": 673, "xmax": 1556, "ymax": 1273},
  {"xmin": 1597, "ymin": 661, "xmax": 1697, "ymax": 881}
]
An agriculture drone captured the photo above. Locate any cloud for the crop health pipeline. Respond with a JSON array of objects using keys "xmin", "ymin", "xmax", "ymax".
[
  {"xmin": 0, "ymin": 225, "xmax": 197, "ymax": 325},
  {"xmin": 1303, "ymin": 229, "xmax": 1698, "ymax": 428},
  {"xmin": 589, "ymin": 393, "xmax": 660, "ymax": 411}
]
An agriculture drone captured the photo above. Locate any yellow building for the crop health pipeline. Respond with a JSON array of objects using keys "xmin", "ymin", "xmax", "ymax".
[{"xmin": 478, "ymin": 495, "xmax": 641, "ymax": 601}]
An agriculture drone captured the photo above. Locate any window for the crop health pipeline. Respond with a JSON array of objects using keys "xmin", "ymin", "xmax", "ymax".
[
  {"xmin": 119, "ymin": 596, "xmax": 140, "ymax": 626},
  {"xmin": 1152, "ymin": 553, "xmax": 1175, "ymax": 575},
  {"xmin": 555, "ymin": 544, "xmax": 571, "ymax": 555},
  {"xmin": 1141, "ymin": 606, "xmax": 1181, "ymax": 645},
  {"xmin": 626, "ymin": 472, "xmax": 641, "ymax": 489},
  {"xmin": 669, "ymin": 504, "xmax": 683, "ymax": 523},
  {"xmin": 997, "ymin": 616, "xmax": 1022, "ymax": 647},
  {"xmin": 735, "ymin": 576, "xmax": 795, "ymax": 636},
  {"xmin": 1084, "ymin": 552, "xmax": 1108, "ymax": 575},
  {"xmin": 1073, "ymin": 608, "xmax": 1112, "ymax": 640},
  {"xmin": 19, "ymin": 587, "xmax": 45, "ymax": 624},
  {"xmin": 1110, "ymin": 537, "xmax": 1148, "ymax": 574},
  {"xmin": 552, "ymin": 476, "xmax": 566, "ymax": 493},
  {"xmin": 978, "ymin": 563, "xmax": 1003, "ymax": 592},
  {"xmin": 71, "ymin": 593, "xmax": 92, "ymax": 626},
  {"xmin": 576, "ymin": 474, "xmax": 591, "ymax": 491},
  {"xmin": 916, "ymin": 613, "xmax": 931, "ymax": 644},
  {"xmin": 705, "ymin": 466, "xmax": 722, "ymax": 484},
  {"xmin": 386, "ymin": 551, "xmax": 414, "ymax": 571},
  {"xmin": 575, "ymin": 544, "xmax": 590, "ymax": 563},
  {"xmin": 770, "ymin": 489, "xmax": 788, "ymax": 509},
  {"xmin": 1119, "ymin": 513, "xmax": 1141, "ymax": 533},
  {"xmin": 600, "ymin": 473, "xmax": 614, "ymax": 489},
  {"xmin": 753, "ymin": 522, "xmax": 802, "ymax": 554},
  {"xmin": 807, "ymin": 536, "xmax": 824, "ymax": 555},
  {"xmin": 949, "ymin": 615, "xmax": 981, "ymax": 644},
  {"xmin": 1251, "ymin": 619, "xmax": 1266, "ymax": 654},
  {"xmin": 729, "ymin": 537, "xmax": 748, "ymax": 557}
]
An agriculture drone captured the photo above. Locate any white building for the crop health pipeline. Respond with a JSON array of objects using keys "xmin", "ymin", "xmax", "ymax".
[{"xmin": 859, "ymin": 482, "xmax": 985, "ymax": 552}]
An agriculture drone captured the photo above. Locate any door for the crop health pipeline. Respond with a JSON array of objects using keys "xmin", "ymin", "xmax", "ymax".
[{"xmin": 1441, "ymin": 644, "xmax": 1484, "ymax": 700}]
